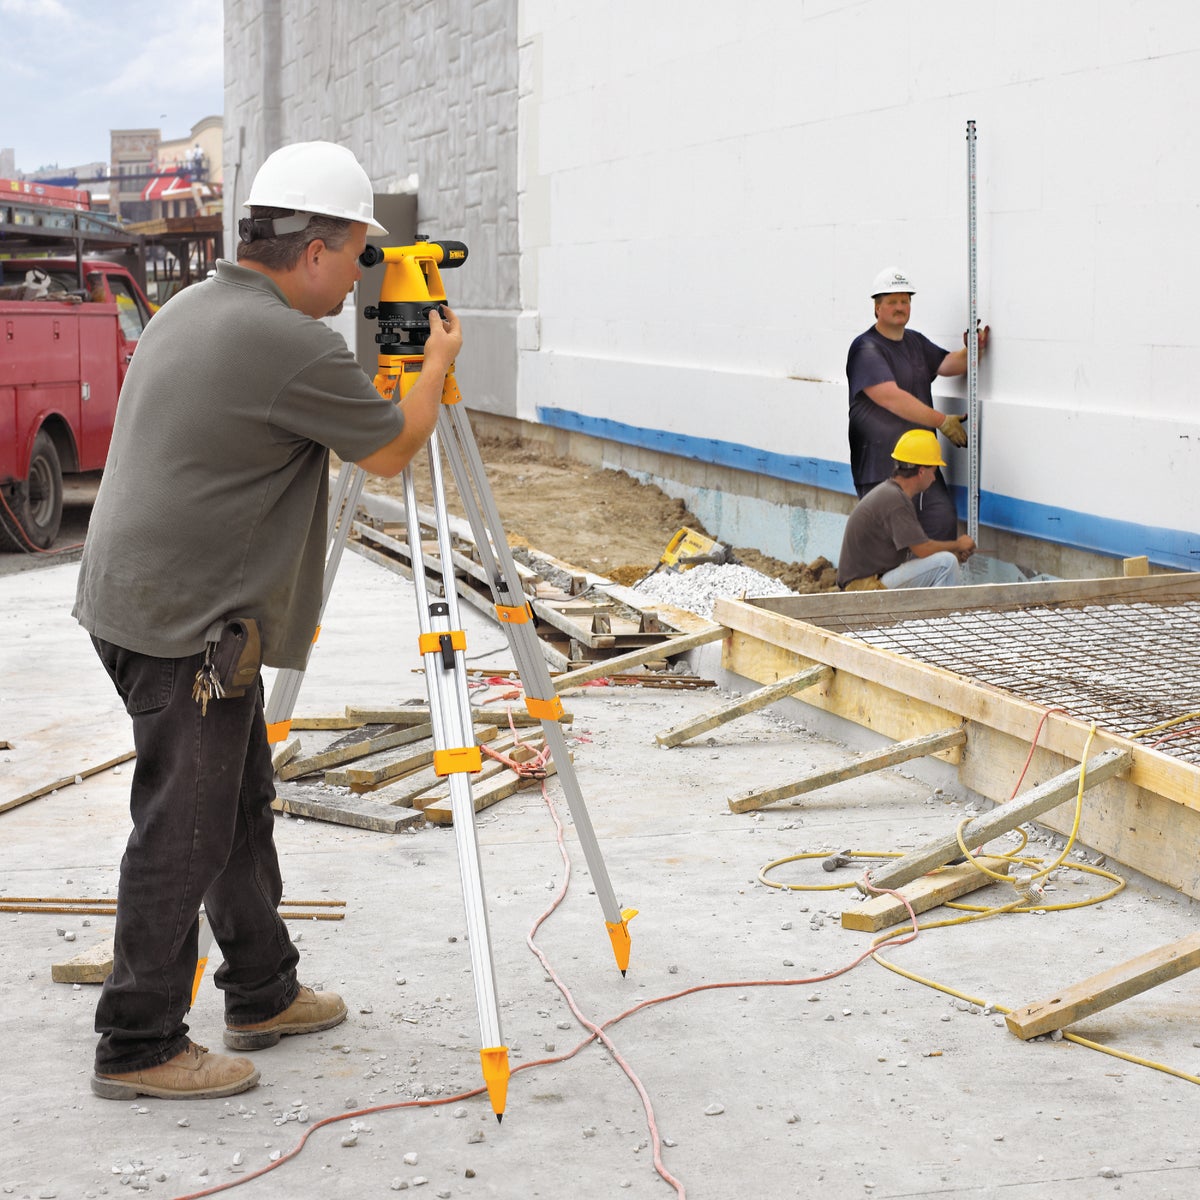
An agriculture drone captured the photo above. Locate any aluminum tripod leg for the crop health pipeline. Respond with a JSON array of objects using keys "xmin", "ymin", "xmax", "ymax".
[
  {"xmin": 435, "ymin": 399, "xmax": 636, "ymax": 973},
  {"xmin": 264, "ymin": 459, "xmax": 368, "ymax": 743},
  {"xmin": 404, "ymin": 432, "xmax": 509, "ymax": 1119}
]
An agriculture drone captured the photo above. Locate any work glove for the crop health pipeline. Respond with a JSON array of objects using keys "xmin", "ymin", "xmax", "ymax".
[
  {"xmin": 963, "ymin": 322, "xmax": 990, "ymax": 352},
  {"xmin": 940, "ymin": 413, "xmax": 968, "ymax": 448}
]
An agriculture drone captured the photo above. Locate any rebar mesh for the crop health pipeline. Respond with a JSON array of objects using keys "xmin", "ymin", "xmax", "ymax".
[{"xmin": 831, "ymin": 599, "xmax": 1200, "ymax": 763}]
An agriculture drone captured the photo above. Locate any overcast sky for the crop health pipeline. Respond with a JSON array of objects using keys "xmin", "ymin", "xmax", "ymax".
[{"xmin": 1, "ymin": 0, "xmax": 224, "ymax": 174}]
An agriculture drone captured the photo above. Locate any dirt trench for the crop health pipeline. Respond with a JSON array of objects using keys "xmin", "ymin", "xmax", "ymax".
[{"xmin": 363, "ymin": 434, "xmax": 838, "ymax": 594}]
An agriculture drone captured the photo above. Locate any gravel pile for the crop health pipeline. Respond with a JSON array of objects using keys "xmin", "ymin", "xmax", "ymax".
[{"xmin": 632, "ymin": 561, "xmax": 795, "ymax": 619}]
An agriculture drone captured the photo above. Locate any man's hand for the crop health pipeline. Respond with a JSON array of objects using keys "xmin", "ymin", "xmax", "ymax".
[
  {"xmin": 954, "ymin": 534, "xmax": 977, "ymax": 563},
  {"xmin": 940, "ymin": 413, "xmax": 968, "ymax": 447},
  {"xmin": 424, "ymin": 304, "xmax": 463, "ymax": 370},
  {"xmin": 963, "ymin": 322, "xmax": 990, "ymax": 353}
]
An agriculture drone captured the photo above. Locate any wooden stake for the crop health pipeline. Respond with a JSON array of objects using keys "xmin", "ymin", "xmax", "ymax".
[
  {"xmin": 655, "ymin": 666, "xmax": 830, "ymax": 748},
  {"xmin": 1005, "ymin": 929, "xmax": 1200, "ymax": 1040},
  {"xmin": 729, "ymin": 727, "xmax": 966, "ymax": 814},
  {"xmin": 863, "ymin": 747, "xmax": 1132, "ymax": 893},
  {"xmin": 552, "ymin": 625, "xmax": 725, "ymax": 690},
  {"xmin": 1, "ymin": 750, "xmax": 136, "ymax": 816}
]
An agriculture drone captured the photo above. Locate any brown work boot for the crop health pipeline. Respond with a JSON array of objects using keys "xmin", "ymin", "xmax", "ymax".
[
  {"xmin": 224, "ymin": 985, "xmax": 347, "ymax": 1050},
  {"xmin": 92, "ymin": 1041, "xmax": 259, "ymax": 1100}
]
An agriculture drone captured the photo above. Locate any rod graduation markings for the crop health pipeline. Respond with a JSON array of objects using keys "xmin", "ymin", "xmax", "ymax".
[{"xmin": 966, "ymin": 119, "xmax": 981, "ymax": 545}]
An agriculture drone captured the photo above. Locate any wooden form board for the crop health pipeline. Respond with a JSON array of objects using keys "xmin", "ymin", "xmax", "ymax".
[
  {"xmin": 740, "ymin": 571, "xmax": 1200, "ymax": 629},
  {"xmin": 714, "ymin": 587, "xmax": 1199, "ymax": 810},
  {"xmin": 714, "ymin": 577, "xmax": 1200, "ymax": 899}
]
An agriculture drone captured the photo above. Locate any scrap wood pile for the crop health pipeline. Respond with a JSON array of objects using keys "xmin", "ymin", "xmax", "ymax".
[
  {"xmin": 271, "ymin": 702, "xmax": 563, "ymax": 833},
  {"xmin": 349, "ymin": 506, "xmax": 722, "ymax": 673}
]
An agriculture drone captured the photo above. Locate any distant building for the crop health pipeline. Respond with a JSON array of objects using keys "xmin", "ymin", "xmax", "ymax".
[
  {"xmin": 152, "ymin": 116, "xmax": 224, "ymax": 220},
  {"xmin": 110, "ymin": 129, "xmax": 160, "ymax": 223}
]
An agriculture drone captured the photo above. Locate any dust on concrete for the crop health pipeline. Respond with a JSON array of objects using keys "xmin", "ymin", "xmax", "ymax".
[{"xmin": 365, "ymin": 433, "xmax": 839, "ymax": 593}]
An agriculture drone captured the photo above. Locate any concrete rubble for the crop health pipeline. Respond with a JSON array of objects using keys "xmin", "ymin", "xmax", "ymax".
[{"xmin": 4, "ymin": 550, "xmax": 1200, "ymax": 1198}]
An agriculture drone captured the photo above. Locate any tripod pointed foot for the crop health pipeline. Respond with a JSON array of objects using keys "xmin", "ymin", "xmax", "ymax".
[
  {"xmin": 606, "ymin": 907, "xmax": 638, "ymax": 975},
  {"xmin": 480, "ymin": 1046, "xmax": 509, "ymax": 1120}
]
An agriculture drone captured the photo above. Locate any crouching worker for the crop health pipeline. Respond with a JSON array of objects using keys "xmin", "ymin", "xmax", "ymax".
[
  {"xmin": 836, "ymin": 430, "xmax": 975, "ymax": 591},
  {"xmin": 72, "ymin": 141, "xmax": 462, "ymax": 1100}
]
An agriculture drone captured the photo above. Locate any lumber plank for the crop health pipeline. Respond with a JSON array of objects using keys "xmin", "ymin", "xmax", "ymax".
[
  {"xmin": 343, "ymin": 706, "xmax": 439, "ymax": 726},
  {"xmin": 552, "ymin": 625, "xmax": 726, "ymax": 690},
  {"xmin": 288, "ymin": 715, "xmax": 365, "ymax": 731},
  {"xmin": 422, "ymin": 749, "xmax": 566, "ymax": 825},
  {"xmin": 272, "ymin": 784, "xmax": 424, "ymax": 833},
  {"xmin": 277, "ymin": 724, "xmax": 434, "ymax": 781},
  {"xmin": 729, "ymin": 727, "xmax": 967, "ymax": 814},
  {"xmin": 377, "ymin": 734, "xmax": 530, "ymax": 806},
  {"xmin": 840, "ymin": 856, "xmax": 1014, "ymax": 932},
  {"xmin": 1005, "ymin": 929, "xmax": 1200, "ymax": 1040},
  {"xmin": 656, "ymin": 666, "xmax": 831, "ymax": 748},
  {"xmin": 864, "ymin": 747, "xmax": 1132, "ymax": 893},
  {"xmin": 599, "ymin": 584, "xmax": 720, "ymax": 635},
  {"xmin": 411, "ymin": 748, "xmax": 538, "ymax": 810},
  {"xmin": 345, "ymin": 705, "xmax": 566, "ymax": 728},
  {"xmin": 51, "ymin": 936, "xmax": 115, "ymax": 984},
  {"xmin": 326, "ymin": 746, "xmax": 436, "ymax": 789},
  {"xmin": 271, "ymin": 738, "xmax": 302, "ymax": 772},
  {"xmin": 326, "ymin": 725, "xmax": 500, "ymax": 788}
]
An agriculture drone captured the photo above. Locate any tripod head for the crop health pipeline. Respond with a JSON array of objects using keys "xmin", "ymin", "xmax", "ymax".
[{"xmin": 360, "ymin": 238, "xmax": 468, "ymax": 352}]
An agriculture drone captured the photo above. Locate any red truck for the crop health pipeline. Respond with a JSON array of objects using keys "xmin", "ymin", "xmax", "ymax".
[{"xmin": 0, "ymin": 256, "xmax": 155, "ymax": 550}]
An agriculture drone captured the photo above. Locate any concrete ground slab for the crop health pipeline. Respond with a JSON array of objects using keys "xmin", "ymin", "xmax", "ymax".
[{"xmin": 3, "ymin": 552, "xmax": 1200, "ymax": 1199}]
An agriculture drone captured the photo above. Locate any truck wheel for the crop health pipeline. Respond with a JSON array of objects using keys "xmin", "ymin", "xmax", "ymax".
[{"xmin": 0, "ymin": 430, "xmax": 64, "ymax": 551}]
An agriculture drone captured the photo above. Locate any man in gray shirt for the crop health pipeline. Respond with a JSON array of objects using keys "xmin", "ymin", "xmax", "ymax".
[
  {"xmin": 837, "ymin": 430, "xmax": 976, "ymax": 590},
  {"xmin": 74, "ymin": 141, "xmax": 462, "ymax": 1100}
]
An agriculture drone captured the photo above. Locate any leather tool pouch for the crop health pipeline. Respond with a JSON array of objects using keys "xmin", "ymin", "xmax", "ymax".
[{"xmin": 209, "ymin": 617, "xmax": 262, "ymax": 697}]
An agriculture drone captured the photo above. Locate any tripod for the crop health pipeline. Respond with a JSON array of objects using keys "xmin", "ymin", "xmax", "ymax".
[{"xmin": 265, "ymin": 240, "xmax": 635, "ymax": 1120}]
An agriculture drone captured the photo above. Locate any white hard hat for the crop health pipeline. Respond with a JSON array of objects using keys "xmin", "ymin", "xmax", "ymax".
[
  {"xmin": 870, "ymin": 266, "xmax": 916, "ymax": 297},
  {"xmin": 245, "ymin": 141, "xmax": 387, "ymax": 235}
]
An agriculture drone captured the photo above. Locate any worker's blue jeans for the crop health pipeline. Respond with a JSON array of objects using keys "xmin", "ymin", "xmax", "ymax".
[
  {"xmin": 882, "ymin": 551, "xmax": 963, "ymax": 589},
  {"xmin": 90, "ymin": 638, "xmax": 299, "ymax": 1073}
]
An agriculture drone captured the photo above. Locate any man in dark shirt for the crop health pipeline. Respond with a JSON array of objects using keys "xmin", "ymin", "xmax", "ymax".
[
  {"xmin": 837, "ymin": 430, "xmax": 976, "ymax": 590},
  {"xmin": 845, "ymin": 266, "xmax": 988, "ymax": 541}
]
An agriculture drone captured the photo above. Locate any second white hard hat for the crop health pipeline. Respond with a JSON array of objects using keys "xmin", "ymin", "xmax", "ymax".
[
  {"xmin": 870, "ymin": 266, "xmax": 916, "ymax": 297},
  {"xmin": 245, "ymin": 141, "xmax": 387, "ymax": 235}
]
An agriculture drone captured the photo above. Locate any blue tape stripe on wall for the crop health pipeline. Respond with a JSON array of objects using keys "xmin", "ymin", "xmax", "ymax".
[{"xmin": 536, "ymin": 407, "xmax": 1200, "ymax": 570}]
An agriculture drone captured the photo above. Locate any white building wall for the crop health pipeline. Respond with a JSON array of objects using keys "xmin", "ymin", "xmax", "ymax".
[
  {"xmin": 223, "ymin": 0, "xmax": 1200, "ymax": 569},
  {"xmin": 517, "ymin": 1, "xmax": 1200, "ymax": 568}
]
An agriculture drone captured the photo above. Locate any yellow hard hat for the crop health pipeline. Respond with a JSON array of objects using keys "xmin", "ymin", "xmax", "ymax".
[{"xmin": 891, "ymin": 429, "xmax": 946, "ymax": 467}]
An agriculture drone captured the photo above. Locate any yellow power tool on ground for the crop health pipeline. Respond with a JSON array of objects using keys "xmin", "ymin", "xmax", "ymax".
[{"xmin": 635, "ymin": 527, "xmax": 736, "ymax": 586}]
